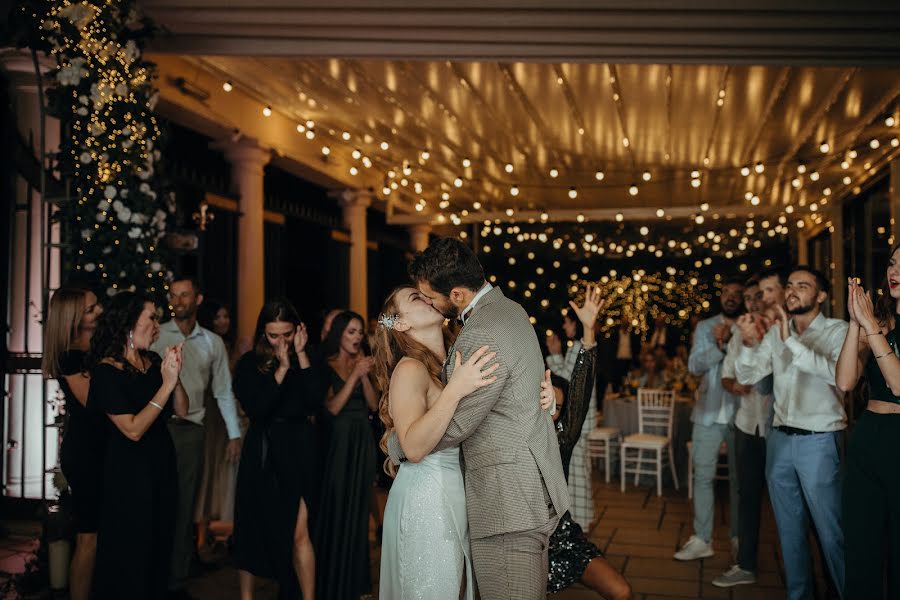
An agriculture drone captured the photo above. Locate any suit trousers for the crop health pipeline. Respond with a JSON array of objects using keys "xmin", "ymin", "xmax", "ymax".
[
  {"xmin": 735, "ymin": 427, "xmax": 767, "ymax": 573},
  {"xmin": 470, "ymin": 495, "xmax": 558, "ymax": 599}
]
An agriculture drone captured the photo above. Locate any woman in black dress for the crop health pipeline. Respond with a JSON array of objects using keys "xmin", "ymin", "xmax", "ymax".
[
  {"xmin": 42, "ymin": 285, "xmax": 103, "ymax": 600},
  {"xmin": 87, "ymin": 292, "xmax": 187, "ymax": 599},
  {"xmin": 233, "ymin": 299, "xmax": 321, "ymax": 600},
  {"xmin": 315, "ymin": 311, "xmax": 378, "ymax": 600},
  {"xmin": 541, "ymin": 285, "xmax": 633, "ymax": 600}
]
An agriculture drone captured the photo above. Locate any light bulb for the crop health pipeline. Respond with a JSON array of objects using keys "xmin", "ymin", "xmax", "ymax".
[
  {"xmin": 870, "ymin": 139, "xmax": 881, "ymax": 149},
  {"xmin": 421, "ymin": 150, "xmax": 430, "ymax": 160},
  {"xmin": 797, "ymin": 163, "xmax": 807, "ymax": 173},
  {"xmin": 628, "ymin": 184, "xmax": 638, "ymax": 196},
  {"xmin": 341, "ymin": 132, "xmax": 351, "ymax": 141},
  {"xmin": 691, "ymin": 178, "xmax": 701, "ymax": 188},
  {"xmin": 262, "ymin": 106, "xmax": 272, "ymax": 117},
  {"xmin": 321, "ymin": 146, "xmax": 330, "ymax": 156},
  {"xmin": 505, "ymin": 163, "xmax": 514, "ymax": 173},
  {"xmin": 595, "ymin": 171, "xmax": 605, "ymax": 181},
  {"xmin": 642, "ymin": 171, "xmax": 652, "ymax": 181},
  {"xmin": 819, "ymin": 141, "xmax": 830, "ymax": 153},
  {"xmin": 454, "ymin": 176, "xmax": 463, "ymax": 188},
  {"xmin": 462, "ymin": 158, "xmax": 471, "ymax": 168},
  {"xmin": 381, "ymin": 142, "xmax": 390, "ymax": 150},
  {"xmin": 755, "ymin": 162, "xmax": 765, "ymax": 173},
  {"xmin": 510, "ymin": 185, "xmax": 519, "ymax": 196},
  {"xmin": 741, "ymin": 166, "xmax": 750, "ymax": 176},
  {"xmin": 568, "ymin": 187, "xmax": 578, "ymax": 199},
  {"xmin": 222, "ymin": 81, "xmax": 233, "ymax": 92},
  {"xmin": 656, "ymin": 209, "xmax": 665, "ymax": 217},
  {"xmin": 296, "ymin": 124, "xmax": 306, "ymax": 133},
  {"xmin": 615, "ymin": 213, "xmax": 624, "ymax": 222},
  {"xmin": 810, "ymin": 171, "xmax": 820, "ymax": 181},
  {"xmin": 550, "ymin": 168, "xmax": 559, "ymax": 178}
]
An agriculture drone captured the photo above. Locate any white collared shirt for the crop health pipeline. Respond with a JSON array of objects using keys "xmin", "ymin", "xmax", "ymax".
[
  {"xmin": 151, "ymin": 320, "xmax": 242, "ymax": 439},
  {"xmin": 460, "ymin": 282, "xmax": 493, "ymax": 324},
  {"xmin": 722, "ymin": 327, "xmax": 773, "ymax": 437},
  {"xmin": 734, "ymin": 312, "xmax": 848, "ymax": 432}
]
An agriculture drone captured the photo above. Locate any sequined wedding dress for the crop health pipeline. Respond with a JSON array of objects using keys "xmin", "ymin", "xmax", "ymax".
[{"xmin": 379, "ymin": 446, "xmax": 473, "ymax": 599}]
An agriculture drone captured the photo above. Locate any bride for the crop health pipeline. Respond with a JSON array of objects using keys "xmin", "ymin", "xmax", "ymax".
[{"xmin": 372, "ymin": 286, "xmax": 498, "ymax": 599}]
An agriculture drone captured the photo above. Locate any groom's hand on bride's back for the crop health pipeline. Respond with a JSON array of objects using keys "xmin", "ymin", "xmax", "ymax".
[{"xmin": 446, "ymin": 345, "xmax": 498, "ymax": 398}]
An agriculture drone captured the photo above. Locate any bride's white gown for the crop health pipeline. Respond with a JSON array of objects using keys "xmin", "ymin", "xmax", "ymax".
[{"xmin": 379, "ymin": 446, "xmax": 473, "ymax": 599}]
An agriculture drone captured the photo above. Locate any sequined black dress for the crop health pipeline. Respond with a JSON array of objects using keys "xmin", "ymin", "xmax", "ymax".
[{"xmin": 548, "ymin": 344, "xmax": 603, "ymax": 593}]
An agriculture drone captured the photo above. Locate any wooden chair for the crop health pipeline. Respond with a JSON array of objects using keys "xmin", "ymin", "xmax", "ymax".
[{"xmin": 620, "ymin": 388, "xmax": 679, "ymax": 496}]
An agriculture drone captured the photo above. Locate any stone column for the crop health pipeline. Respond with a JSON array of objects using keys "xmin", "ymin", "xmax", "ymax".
[
  {"xmin": 408, "ymin": 224, "xmax": 432, "ymax": 253},
  {"xmin": 332, "ymin": 189, "xmax": 372, "ymax": 317},
  {"xmin": 218, "ymin": 138, "xmax": 270, "ymax": 343}
]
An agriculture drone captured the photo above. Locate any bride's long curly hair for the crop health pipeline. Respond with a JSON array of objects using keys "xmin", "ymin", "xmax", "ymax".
[{"xmin": 372, "ymin": 286, "xmax": 454, "ymax": 477}]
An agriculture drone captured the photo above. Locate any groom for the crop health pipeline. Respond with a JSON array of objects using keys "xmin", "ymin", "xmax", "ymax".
[{"xmin": 402, "ymin": 237, "xmax": 569, "ymax": 598}]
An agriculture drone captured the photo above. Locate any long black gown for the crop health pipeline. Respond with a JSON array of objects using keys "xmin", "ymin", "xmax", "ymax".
[
  {"xmin": 548, "ymin": 344, "xmax": 604, "ymax": 593},
  {"xmin": 57, "ymin": 349, "xmax": 106, "ymax": 533},
  {"xmin": 315, "ymin": 367, "xmax": 376, "ymax": 600},
  {"xmin": 88, "ymin": 353, "xmax": 176, "ymax": 600},
  {"xmin": 232, "ymin": 353, "xmax": 322, "ymax": 599}
]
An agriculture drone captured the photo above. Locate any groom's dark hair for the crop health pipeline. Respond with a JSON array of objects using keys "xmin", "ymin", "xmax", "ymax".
[{"xmin": 408, "ymin": 237, "xmax": 485, "ymax": 295}]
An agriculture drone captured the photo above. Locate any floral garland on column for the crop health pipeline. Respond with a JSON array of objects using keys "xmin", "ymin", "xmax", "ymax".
[{"xmin": 19, "ymin": 0, "xmax": 171, "ymax": 300}]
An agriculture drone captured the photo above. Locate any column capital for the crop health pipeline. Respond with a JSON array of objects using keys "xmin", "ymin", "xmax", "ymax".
[
  {"xmin": 330, "ymin": 188, "xmax": 373, "ymax": 210},
  {"xmin": 407, "ymin": 224, "xmax": 432, "ymax": 235},
  {"xmin": 213, "ymin": 136, "xmax": 271, "ymax": 173}
]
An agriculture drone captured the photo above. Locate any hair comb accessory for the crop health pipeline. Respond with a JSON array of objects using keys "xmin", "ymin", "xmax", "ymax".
[{"xmin": 378, "ymin": 313, "xmax": 399, "ymax": 330}]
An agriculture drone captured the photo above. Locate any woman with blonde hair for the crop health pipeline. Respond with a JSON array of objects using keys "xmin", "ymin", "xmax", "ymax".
[
  {"xmin": 42, "ymin": 285, "xmax": 103, "ymax": 600},
  {"xmin": 373, "ymin": 286, "xmax": 498, "ymax": 599}
]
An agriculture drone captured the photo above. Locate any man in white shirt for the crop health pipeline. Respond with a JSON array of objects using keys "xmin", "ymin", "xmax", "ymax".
[
  {"xmin": 713, "ymin": 270, "xmax": 782, "ymax": 588},
  {"xmin": 151, "ymin": 276, "xmax": 242, "ymax": 599},
  {"xmin": 733, "ymin": 266, "xmax": 846, "ymax": 600}
]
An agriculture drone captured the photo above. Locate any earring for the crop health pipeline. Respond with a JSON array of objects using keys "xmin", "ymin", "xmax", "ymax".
[{"xmin": 128, "ymin": 330, "xmax": 135, "ymax": 350}]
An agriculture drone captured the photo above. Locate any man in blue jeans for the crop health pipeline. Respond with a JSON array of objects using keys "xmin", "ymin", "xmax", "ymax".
[
  {"xmin": 674, "ymin": 278, "xmax": 744, "ymax": 562},
  {"xmin": 734, "ymin": 266, "xmax": 847, "ymax": 600}
]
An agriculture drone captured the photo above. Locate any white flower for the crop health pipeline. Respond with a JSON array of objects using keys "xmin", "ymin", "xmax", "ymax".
[
  {"xmin": 78, "ymin": 95, "xmax": 88, "ymax": 105},
  {"xmin": 95, "ymin": 212, "xmax": 106, "ymax": 222},
  {"xmin": 58, "ymin": 3, "xmax": 95, "ymax": 29},
  {"xmin": 102, "ymin": 246, "xmax": 112, "ymax": 255},
  {"xmin": 122, "ymin": 139, "xmax": 133, "ymax": 149},
  {"xmin": 124, "ymin": 40, "xmax": 140, "ymax": 63},
  {"xmin": 84, "ymin": 263, "xmax": 96, "ymax": 272},
  {"xmin": 57, "ymin": 58, "xmax": 87, "ymax": 86},
  {"xmin": 112, "ymin": 200, "xmax": 123, "ymax": 212},
  {"xmin": 120, "ymin": 189, "xmax": 129, "ymax": 199},
  {"xmin": 104, "ymin": 186, "xmax": 117, "ymax": 199},
  {"xmin": 81, "ymin": 229, "xmax": 91, "ymax": 240},
  {"xmin": 79, "ymin": 152, "xmax": 91, "ymax": 164},
  {"xmin": 130, "ymin": 212, "xmax": 147, "ymax": 225},
  {"xmin": 128, "ymin": 227, "xmax": 142, "ymax": 239},
  {"xmin": 106, "ymin": 287, "xmax": 116, "ymax": 297},
  {"xmin": 139, "ymin": 182, "xmax": 150, "ymax": 194},
  {"xmin": 136, "ymin": 244, "xmax": 145, "ymax": 254},
  {"xmin": 118, "ymin": 207, "xmax": 132, "ymax": 222},
  {"xmin": 76, "ymin": 107, "xmax": 88, "ymax": 116}
]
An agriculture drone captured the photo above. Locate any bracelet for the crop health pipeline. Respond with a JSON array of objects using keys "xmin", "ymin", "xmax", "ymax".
[
  {"xmin": 875, "ymin": 351, "xmax": 894, "ymax": 360},
  {"xmin": 866, "ymin": 331, "xmax": 883, "ymax": 337},
  {"xmin": 148, "ymin": 401, "xmax": 164, "ymax": 411}
]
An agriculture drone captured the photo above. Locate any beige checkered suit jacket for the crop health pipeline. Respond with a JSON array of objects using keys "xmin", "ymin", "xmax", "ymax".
[{"xmin": 390, "ymin": 286, "xmax": 570, "ymax": 540}]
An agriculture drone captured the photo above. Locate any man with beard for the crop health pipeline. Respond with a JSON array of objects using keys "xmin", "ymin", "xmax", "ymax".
[
  {"xmin": 733, "ymin": 267, "xmax": 847, "ymax": 600},
  {"xmin": 713, "ymin": 270, "xmax": 782, "ymax": 588},
  {"xmin": 151, "ymin": 276, "xmax": 242, "ymax": 599},
  {"xmin": 674, "ymin": 278, "xmax": 744, "ymax": 562}
]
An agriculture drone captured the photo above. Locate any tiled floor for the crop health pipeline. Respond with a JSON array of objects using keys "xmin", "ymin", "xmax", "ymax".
[
  {"xmin": 185, "ymin": 478, "xmax": 837, "ymax": 599},
  {"xmin": 1, "ymin": 478, "xmax": 836, "ymax": 598}
]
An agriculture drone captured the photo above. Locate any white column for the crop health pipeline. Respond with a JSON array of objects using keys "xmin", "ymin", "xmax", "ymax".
[
  {"xmin": 333, "ymin": 189, "xmax": 372, "ymax": 317},
  {"xmin": 218, "ymin": 138, "xmax": 270, "ymax": 344},
  {"xmin": 408, "ymin": 224, "xmax": 432, "ymax": 252}
]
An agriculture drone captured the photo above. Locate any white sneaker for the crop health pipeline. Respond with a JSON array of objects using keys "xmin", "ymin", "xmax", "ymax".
[
  {"xmin": 673, "ymin": 535, "xmax": 714, "ymax": 561},
  {"xmin": 712, "ymin": 565, "xmax": 756, "ymax": 587},
  {"xmin": 731, "ymin": 536, "xmax": 739, "ymax": 562}
]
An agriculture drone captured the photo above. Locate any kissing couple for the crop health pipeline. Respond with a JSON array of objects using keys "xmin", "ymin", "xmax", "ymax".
[{"xmin": 372, "ymin": 237, "xmax": 603, "ymax": 599}]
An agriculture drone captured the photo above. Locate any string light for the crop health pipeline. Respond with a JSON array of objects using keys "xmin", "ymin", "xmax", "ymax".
[
  {"xmin": 262, "ymin": 106, "xmax": 272, "ymax": 117},
  {"xmin": 642, "ymin": 171, "xmax": 652, "ymax": 181},
  {"xmin": 819, "ymin": 141, "xmax": 830, "ymax": 153},
  {"xmin": 755, "ymin": 162, "xmax": 765, "ymax": 173},
  {"xmin": 740, "ymin": 166, "xmax": 750, "ymax": 176},
  {"xmin": 462, "ymin": 157, "xmax": 471, "ymax": 168},
  {"xmin": 505, "ymin": 163, "xmax": 514, "ymax": 173},
  {"xmin": 222, "ymin": 81, "xmax": 233, "ymax": 92},
  {"xmin": 628, "ymin": 184, "xmax": 638, "ymax": 196},
  {"xmin": 870, "ymin": 139, "xmax": 881, "ymax": 149},
  {"xmin": 550, "ymin": 168, "xmax": 559, "ymax": 178},
  {"xmin": 510, "ymin": 185, "xmax": 520, "ymax": 196},
  {"xmin": 595, "ymin": 170, "xmax": 605, "ymax": 181},
  {"xmin": 568, "ymin": 187, "xmax": 578, "ymax": 199}
]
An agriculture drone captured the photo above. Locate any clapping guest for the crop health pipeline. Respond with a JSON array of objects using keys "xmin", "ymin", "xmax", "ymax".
[
  {"xmin": 315, "ymin": 311, "xmax": 378, "ymax": 600},
  {"xmin": 87, "ymin": 292, "xmax": 188, "ymax": 599},
  {"xmin": 836, "ymin": 243, "xmax": 900, "ymax": 599},
  {"xmin": 42, "ymin": 286, "xmax": 103, "ymax": 600},
  {"xmin": 233, "ymin": 299, "xmax": 321, "ymax": 600}
]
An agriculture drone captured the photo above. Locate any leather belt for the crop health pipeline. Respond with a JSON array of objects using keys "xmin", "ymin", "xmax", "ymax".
[{"xmin": 774, "ymin": 425, "xmax": 818, "ymax": 436}]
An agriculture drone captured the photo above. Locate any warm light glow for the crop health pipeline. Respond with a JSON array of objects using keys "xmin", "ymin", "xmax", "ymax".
[
  {"xmin": 462, "ymin": 158, "xmax": 471, "ymax": 168},
  {"xmin": 341, "ymin": 132, "xmax": 351, "ymax": 141},
  {"xmin": 321, "ymin": 146, "xmax": 330, "ymax": 156},
  {"xmin": 628, "ymin": 184, "xmax": 638, "ymax": 196},
  {"xmin": 642, "ymin": 171, "xmax": 652, "ymax": 181},
  {"xmin": 505, "ymin": 163, "xmax": 514, "ymax": 173},
  {"xmin": 381, "ymin": 141, "xmax": 390, "ymax": 150},
  {"xmin": 740, "ymin": 166, "xmax": 750, "ymax": 176},
  {"xmin": 222, "ymin": 81, "xmax": 233, "ymax": 92},
  {"xmin": 262, "ymin": 106, "xmax": 272, "ymax": 117},
  {"xmin": 615, "ymin": 213, "xmax": 624, "ymax": 222},
  {"xmin": 870, "ymin": 139, "xmax": 881, "ymax": 149},
  {"xmin": 797, "ymin": 163, "xmax": 807, "ymax": 174},
  {"xmin": 454, "ymin": 176, "xmax": 463, "ymax": 187},
  {"xmin": 819, "ymin": 141, "xmax": 830, "ymax": 153},
  {"xmin": 755, "ymin": 162, "xmax": 765, "ymax": 173},
  {"xmin": 656, "ymin": 209, "xmax": 665, "ymax": 217},
  {"xmin": 550, "ymin": 168, "xmax": 559, "ymax": 178},
  {"xmin": 810, "ymin": 171, "xmax": 820, "ymax": 181},
  {"xmin": 510, "ymin": 185, "xmax": 519, "ymax": 196},
  {"xmin": 568, "ymin": 187, "xmax": 578, "ymax": 199},
  {"xmin": 595, "ymin": 171, "xmax": 605, "ymax": 181}
]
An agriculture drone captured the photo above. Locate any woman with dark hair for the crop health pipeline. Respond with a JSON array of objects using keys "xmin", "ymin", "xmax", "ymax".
[
  {"xmin": 539, "ymin": 288, "xmax": 634, "ymax": 600},
  {"xmin": 87, "ymin": 292, "xmax": 187, "ymax": 599},
  {"xmin": 315, "ymin": 311, "xmax": 378, "ymax": 600},
  {"xmin": 836, "ymin": 242, "xmax": 900, "ymax": 599},
  {"xmin": 232, "ymin": 298, "xmax": 320, "ymax": 600},
  {"xmin": 42, "ymin": 285, "xmax": 103, "ymax": 600},
  {"xmin": 195, "ymin": 299, "xmax": 245, "ymax": 552}
]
